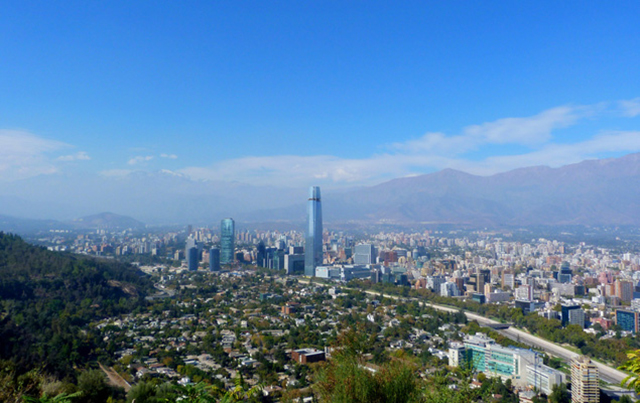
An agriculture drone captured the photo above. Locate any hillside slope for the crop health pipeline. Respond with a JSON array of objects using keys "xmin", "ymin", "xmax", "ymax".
[{"xmin": 0, "ymin": 232, "xmax": 153, "ymax": 377}]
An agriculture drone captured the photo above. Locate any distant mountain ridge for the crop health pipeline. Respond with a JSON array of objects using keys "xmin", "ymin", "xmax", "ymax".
[
  {"xmin": 323, "ymin": 153, "xmax": 640, "ymax": 226},
  {"xmin": 70, "ymin": 212, "xmax": 145, "ymax": 229},
  {"xmin": 2, "ymin": 153, "xmax": 640, "ymax": 228}
]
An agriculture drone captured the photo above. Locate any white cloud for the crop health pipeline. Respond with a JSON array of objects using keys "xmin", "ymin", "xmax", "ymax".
[
  {"xmin": 128, "ymin": 155, "xmax": 154, "ymax": 165},
  {"xmin": 405, "ymin": 130, "xmax": 640, "ymax": 176},
  {"xmin": 178, "ymin": 100, "xmax": 640, "ymax": 187},
  {"xmin": 619, "ymin": 98, "xmax": 640, "ymax": 117},
  {"xmin": 56, "ymin": 151, "xmax": 91, "ymax": 161},
  {"xmin": 463, "ymin": 105, "xmax": 585, "ymax": 145},
  {"xmin": 0, "ymin": 130, "xmax": 69, "ymax": 181},
  {"xmin": 160, "ymin": 153, "xmax": 178, "ymax": 159},
  {"xmin": 393, "ymin": 104, "xmax": 595, "ymax": 155},
  {"xmin": 99, "ymin": 169, "xmax": 135, "ymax": 177}
]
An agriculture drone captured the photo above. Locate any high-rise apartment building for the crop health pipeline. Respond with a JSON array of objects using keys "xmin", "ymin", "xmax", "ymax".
[
  {"xmin": 220, "ymin": 218, "xmax": 235, "ymax": 265},
  {"xmin": 304, "ymin": 186, "xmax": 323, "ymax": 277},
  {"xmin": 571, "ymin": 356, "xmax": 599, "ymax": 403},
  {"xmin": 515, "ymin": 284, "xmax": 534, "ymax": 301},
  {"xmin": 615, "ymin": 280, "xmax": 634, "ymax": 303},
  {"xmin": 502, "ymin": 271, "xmax": 515, "ymax": 289}
]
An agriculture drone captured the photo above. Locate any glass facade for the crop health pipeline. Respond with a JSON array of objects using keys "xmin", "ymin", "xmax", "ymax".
[
  {"xmin": 220, "ymin": 218, "xmax": 235, "ymax": 265},
  {"xmin": 187, "ymin": 246, "xmax": 198, "ymax": 271},
  {"xmin": 305, "ymin": 186, "xmax": 323, "ymax": 276},
  {"xmin": 617, "ymin": 309, "xmax": 638, "ymax": 333},
  {"xmin": 209, "ymin": 247, "xmax": 220, "ymax": 272},
  {"xmin": 464, "ymin": 334, "xmax": 531, "ymax": 381}
]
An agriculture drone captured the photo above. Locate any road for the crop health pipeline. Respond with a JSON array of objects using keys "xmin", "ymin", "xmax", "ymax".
[{"xmin": 299, "ymin": 279, "xmax": 631, "ymax": 386}]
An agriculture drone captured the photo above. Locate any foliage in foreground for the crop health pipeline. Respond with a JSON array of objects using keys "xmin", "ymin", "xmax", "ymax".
[
  {"xmin": 619, "ymin": 349, "xmax": 640, "ymax": 393},
  {"xmin": 312, "ymin": 328, "xmax": 520, "ymax": 403}
]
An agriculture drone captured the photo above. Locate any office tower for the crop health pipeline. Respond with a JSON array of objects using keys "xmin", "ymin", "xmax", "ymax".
[
  {"xmin": 568, "ymin": 308, "xmax": 585, "ymax": 328},
  {"xmin": 616, "ymin": 309, "xmax": 639, "ymax": 333},
  {"xmin": 477, "ymin": 269, "xmax": 491, "ymax": 291},
  {"xmin": 305, "ymin": 186, "xmax": 323, "ymax": 276},
  {"xmin": 187, "ymin": 246, "xmax": 198, "ymax": 271},
  {"xmin": 561, "ymin": 305, "xmax": 581, "ymax": 326},
  {"xmin": 185, "ymin": 236, "xmax": 197, "ymax": 260},
  {"xmin": 220, "ymin": 218, "xmax": 235, "ymax": 265},
  {"xmin": 354, "ymin": 244, "xmax": 376, "ymax": 265},
  {"xmin": 209, "ymin": 247, "xmax": 220, "ymax": 272},
  {"xmin": 256, "ymin": 241, "xmax": 267, "ymax": 268},
  {"xmin": 571, "ymin": 356, "xmax": 599, "ymax": 403},
  {"xmin": 558, "ymin": 263, "xmax": 572, "ymax": 283}
]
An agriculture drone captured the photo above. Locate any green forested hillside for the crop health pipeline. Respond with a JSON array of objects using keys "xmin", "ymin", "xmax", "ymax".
[{"xmin": 0, "ymin": 232, "xmax": 153, "ymax": 378}]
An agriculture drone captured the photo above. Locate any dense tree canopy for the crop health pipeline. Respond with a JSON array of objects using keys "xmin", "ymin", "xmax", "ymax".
[{"xmin": 0, "ymin": 232, "xmax": 153, "ymax": 377}]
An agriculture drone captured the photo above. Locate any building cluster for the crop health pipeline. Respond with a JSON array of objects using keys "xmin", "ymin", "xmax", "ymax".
[{"xmin": 449, "ymin": 334, "xmax": 600, "ymax": 402}]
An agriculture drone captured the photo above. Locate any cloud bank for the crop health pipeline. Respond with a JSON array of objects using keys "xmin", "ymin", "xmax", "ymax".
[
  {"xmin": 178, "ymin": 99, "xmax": 640, "ymax": 186},
  {"xmin": 2, "ymin": 98, "xmax": 639, "ymax": 187}
]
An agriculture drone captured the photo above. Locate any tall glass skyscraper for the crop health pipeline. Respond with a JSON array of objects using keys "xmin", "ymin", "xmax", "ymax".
[
  {"xmin": 220, "ymin": 218, "xmax": 235, "ymax": 265},
  {"xmin": 305, "ymin": 186, "xmax": 323, "ymax": 276}
]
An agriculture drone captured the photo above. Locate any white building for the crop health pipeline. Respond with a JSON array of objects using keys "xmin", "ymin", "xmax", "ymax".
[{"xmin": 440, "ymin": 281, "xmax": 460, "ymax": 297}]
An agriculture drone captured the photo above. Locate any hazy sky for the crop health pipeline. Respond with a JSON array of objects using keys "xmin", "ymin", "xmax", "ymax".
[{"xmin": 2, "ymin": 1, "xmax": 640, "ymax": 188}]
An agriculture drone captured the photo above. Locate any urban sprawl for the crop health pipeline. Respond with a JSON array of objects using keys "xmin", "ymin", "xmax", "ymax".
[{"xmin": 31, "ymin": 187, "xmax": 640, "ymax": 402}]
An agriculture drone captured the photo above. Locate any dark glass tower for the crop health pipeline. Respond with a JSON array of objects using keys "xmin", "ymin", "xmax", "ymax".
[
  {"xmin": 305, "ymin": 186, "xmax": 323, "ymax": 276},
  {"xmin": 220, "ymin": 218, "xmax": 235, "ymax": 265},
  {"xmin": 209, "ymin": 247, "xmax": 220, "ymax": 272},
  {"xmin": 187, "ymin": 246, "xmax": 198, "ymax": 271}
]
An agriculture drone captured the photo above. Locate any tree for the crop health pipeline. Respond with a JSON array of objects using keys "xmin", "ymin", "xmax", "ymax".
[
  {"xmin": 548, "ymin": 383, "xmax": 570, "ymax": 403},
  {"xmin": 619, "ymin": 349, "xmax": 640, "ymax": 393},
  {"xmin": 126, "ymin": 381, "xmax": 158, "ymax": 403},
  {"xmin": 173, "ymin": 382, "xmax": 218, "ymax": 403},
  {"xmin": 76, "ymin": 370, "xmax": 111, "ymax": 403},
  {"xmin": 217, "ymin": 375, "xmax": 263, "ymax": 403},
  {"xmin": 313, "ymin": 328, "xmax": 420, "ymax": 403},
  {"xmin": 618, "ymin": 395, "xmax": 633, "ymax": 403},
  {"xmin": 22, "ymin": 392, "xmax": 82, "ymax": 403}
]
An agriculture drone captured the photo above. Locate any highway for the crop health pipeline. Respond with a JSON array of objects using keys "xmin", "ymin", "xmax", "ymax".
[
  {"xmin": 299, "ymin": 279, "xmax": 631, "ymax": 386},
  {"xmin": 362, "ymin": 289, "xmax": 630, "ymax": 385}
]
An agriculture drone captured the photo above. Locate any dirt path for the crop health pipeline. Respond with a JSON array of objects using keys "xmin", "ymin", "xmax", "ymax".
[{"xmin": 99, "ymin": 362, "xmax": 131, "ymax": 392}]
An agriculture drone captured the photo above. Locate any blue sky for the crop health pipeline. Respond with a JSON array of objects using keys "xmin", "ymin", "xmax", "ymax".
[{"xmin": 1, "ymin": 1, "xmax": 640, "ymax": 187}]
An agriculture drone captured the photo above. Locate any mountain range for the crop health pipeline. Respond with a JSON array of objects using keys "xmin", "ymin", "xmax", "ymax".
[
  {"xmin": 325, "ymin": 153, "xmax": 640, "ymax": 226},
  {"xmin": 2, "ymin": 153, "xmax": 640, "ymax": 229}
]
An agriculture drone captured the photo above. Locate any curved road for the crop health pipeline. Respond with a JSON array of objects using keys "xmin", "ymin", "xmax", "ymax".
[{"xmin": 356, "ymin": 285, "xmax": 630, "ymax": 385}]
